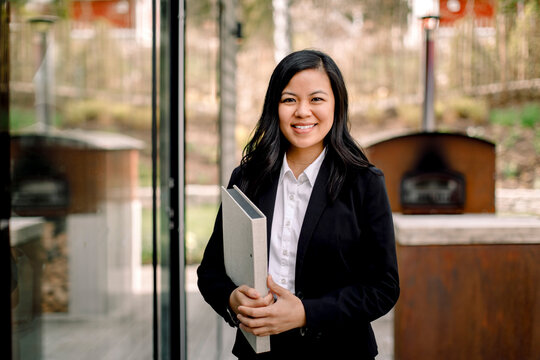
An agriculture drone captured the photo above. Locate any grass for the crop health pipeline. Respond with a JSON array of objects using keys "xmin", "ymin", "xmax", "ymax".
[
  {"xmin": 520, "ymin": 104, "xmax": 540, "ymax": 128},
  {"xmin": 490, "ymin": 102, "xmax": 540, "ymax": 128},
  {"xmin": 186, "ymin": 202, "xmax": 219, "ymax": 265},
  {"xmin": 141, "ymin": 207, "xmax": 153, "ymax": 264},
  {"xmin": 10, "ymin": 107, "xmax": 62, "ymax": 131},
  {"xmin": 141, "ymin": 201, "xmax": 219, "ymax": 265}
]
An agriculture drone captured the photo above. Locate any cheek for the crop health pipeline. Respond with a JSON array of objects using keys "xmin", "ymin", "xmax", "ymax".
[
  {"xmin": 316, "ymin": 107, "xmax": 335, "ymax": 132},
  {"xmin": 278, "ymin": 107, "xmax": 289, "ymax": 129}
]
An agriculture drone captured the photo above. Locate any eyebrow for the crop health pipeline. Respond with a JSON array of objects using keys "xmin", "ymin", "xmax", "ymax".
[{"xmin": 281, "ymin": 90, "xmax": 329, "ymax": 97}]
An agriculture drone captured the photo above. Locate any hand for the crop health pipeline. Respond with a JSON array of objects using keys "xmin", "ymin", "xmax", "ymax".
[
  {"xmin": 236, "ymin": 275, "xmax": 306, "ymax": 336},
  {"xmin": 229, "ymin": 284, "xmax": 273, "ymax": 315}
]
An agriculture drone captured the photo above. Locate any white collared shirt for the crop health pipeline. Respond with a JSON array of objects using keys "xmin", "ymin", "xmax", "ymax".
[{"xmin": 268, "ymin": 149, "xmax": 326, "ymax": 294}]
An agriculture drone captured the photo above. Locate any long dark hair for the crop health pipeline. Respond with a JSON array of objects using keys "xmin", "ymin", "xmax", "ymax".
[{"xmin": 239, "ymin": 49, "xmax": 371, "ymax": 201}]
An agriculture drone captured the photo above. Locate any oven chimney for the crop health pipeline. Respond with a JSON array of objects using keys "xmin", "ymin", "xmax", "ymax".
[{"xmin": 421, "ymin": 15, "xmax": 439, "ymax": 132}]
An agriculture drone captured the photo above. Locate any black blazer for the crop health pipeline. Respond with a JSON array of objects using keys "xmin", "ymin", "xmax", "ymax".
[{"xmin": 197, "ymin": 157, "xmax": 399, "ymax": 359}]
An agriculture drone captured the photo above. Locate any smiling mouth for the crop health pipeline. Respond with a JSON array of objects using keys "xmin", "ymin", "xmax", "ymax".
[{"xmin": 292, "ymin": 124, "xmax": 317, "ymax": 130}]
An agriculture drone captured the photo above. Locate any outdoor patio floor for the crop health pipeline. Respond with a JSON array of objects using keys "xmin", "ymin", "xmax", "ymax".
[{"xmin": 37, "ymin": 265, "xmax": 394, "ymax": 360}]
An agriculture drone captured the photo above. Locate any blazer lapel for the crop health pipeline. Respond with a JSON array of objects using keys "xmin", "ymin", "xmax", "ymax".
[{"xmin": 295, "ymin": 157, "xmax": 330, "ymax": 287}]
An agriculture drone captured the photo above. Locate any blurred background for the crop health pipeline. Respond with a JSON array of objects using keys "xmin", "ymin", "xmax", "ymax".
[
  {"xmin": 3, "ymin": 0, "xmax": 539, "ymax": 359},
  {"xmin": 184, "ymin": 0, "xmax": 540, "ymax": 265}
]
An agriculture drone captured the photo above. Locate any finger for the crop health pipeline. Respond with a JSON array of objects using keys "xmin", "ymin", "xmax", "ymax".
[
  {"xmin": 239, "ymin": 323, "xmax": 267, "ymax": 336},
  {"xmin": 239, "ymin": 322, "xmax": 276, "ymax": 337},
  {"xmin": 262, "ymin": 292, "xmax": 274, "ymax": 306},
  {"xmin": 237, "ymin": 305, "xmax": 270, "ymax": 319},
  {"xmin": 267, "ymin": 275, "xmax": 288, "ymax": 297},
  {"xmin": 237, "ymin": 313, "xmax": 277, "ymax": 335},
  {"xmin": 237, "ymin": 313, "xmax": 267, "ymax": 327},
  {"xmin": 237, "ymin": 285, "xmax": 260, "ymax": 299},
  {"xmin": 242, "ymin": 296, "xmax": 271, "ymax": 309}
]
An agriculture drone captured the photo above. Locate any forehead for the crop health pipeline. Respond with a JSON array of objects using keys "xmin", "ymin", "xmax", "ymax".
[{"xmin": 282, "ymin": 68, "xmax": 332, "ymax": 91}]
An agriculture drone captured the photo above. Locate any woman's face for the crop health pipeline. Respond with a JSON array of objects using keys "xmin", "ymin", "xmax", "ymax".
[{"xmin": 278, "ymin": 68, "xmax": 335, "ymax": 155}]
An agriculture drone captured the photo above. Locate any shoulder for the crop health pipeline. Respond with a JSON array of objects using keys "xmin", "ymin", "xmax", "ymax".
[
  {"xmin": 226, "ymin": 165, "xmax": 280, "ymax": 192},
  {"xmin": 230, "ymin": 166, "xmax": 242, "ymax": 181},
  {"xmin": 348, "ymin": 165, "xmax": 385, "ymax": 184},
  {"xmin": 340, "ymin": 165, "xmax": 388, "ymax": 200},
  {"xmin": 225, "ymin": 166, "xmax": 243, "ymax": 188}
]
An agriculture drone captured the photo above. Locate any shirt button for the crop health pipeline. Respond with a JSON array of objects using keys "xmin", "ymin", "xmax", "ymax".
[
  {"xmin": 289, "ymin": 194, "xmax": 294, "ymax": 200},
  {"xmin": 281, "ymin": 259, "xmax": 287, "ymax": 266},
  {"xmin": 280, "ymin": 279, "xmax": 286, "ymax": 285},
  {"xmin": 285, "ymin": 220, "xmax": 291, "ymax": 227}
]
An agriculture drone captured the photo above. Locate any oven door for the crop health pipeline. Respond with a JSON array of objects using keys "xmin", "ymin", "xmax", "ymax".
[{"xmin": 401, "ymin": 170, "xmax": 465, "ymax": 214}]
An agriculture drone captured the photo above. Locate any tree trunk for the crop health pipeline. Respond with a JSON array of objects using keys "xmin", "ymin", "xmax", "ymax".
[{"xmin": 272, "ymin": 0, "xmax": 291, "ymax": 63}]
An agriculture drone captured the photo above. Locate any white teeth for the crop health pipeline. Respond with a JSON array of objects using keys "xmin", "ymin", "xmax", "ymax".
[{"xmin": 293, "ymin": 124, "xmax": 315, "ymax": 129}]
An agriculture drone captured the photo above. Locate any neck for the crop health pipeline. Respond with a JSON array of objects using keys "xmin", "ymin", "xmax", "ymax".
[{"xmin": 286, "ymin": 146, "xmax": 323, "ymax": 178}]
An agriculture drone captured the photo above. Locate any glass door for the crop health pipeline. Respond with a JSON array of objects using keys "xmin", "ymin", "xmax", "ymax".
[{"xmin": 4, "ymin": 0, "xmax": 162, "ymax": 358}]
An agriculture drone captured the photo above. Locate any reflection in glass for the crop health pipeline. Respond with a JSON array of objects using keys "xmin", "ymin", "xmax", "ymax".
[{"xmin": 9, "ymin": 0, "xmax": 154, "ymax": 358}]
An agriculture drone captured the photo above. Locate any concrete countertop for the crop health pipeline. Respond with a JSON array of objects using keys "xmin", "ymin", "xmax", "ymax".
[
  {"xmin": 393, "ymin": 213, "xmax": 540, "ymax": 245},
  {"xmin": 10, "ymin": 217, "xmax": 45, "ymax": 246}
]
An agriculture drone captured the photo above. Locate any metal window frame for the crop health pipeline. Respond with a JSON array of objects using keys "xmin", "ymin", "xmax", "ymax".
[
  {"xmin": 157, "ymin": 0, "xmax": 187, "ymax": 359},
  {"xmin": 1, "ymin": 0, "xmax": 11, "ymax": 357}
]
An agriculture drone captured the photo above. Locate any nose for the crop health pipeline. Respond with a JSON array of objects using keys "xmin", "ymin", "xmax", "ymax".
[{"xmin": 294, "ymin": 101, "xmax": 311, "ymax": 118}]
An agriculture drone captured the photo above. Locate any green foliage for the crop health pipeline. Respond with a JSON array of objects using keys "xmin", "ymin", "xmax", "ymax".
[
  {"xmin": 9, "ymin": 107, "xmax": 36, "ymax": 130},
  {"xmin": 490, "ymin": 103, "xmax": 540, "ymax": 128},
  {"xmin": 139, "ymin": 158, "xmax": 153, "ymax": 188},
  {"xmin": 10, "ymin": 106, "xmax": 62, "ymax": 130},
  {"xmin": 490, "ymin": 107, "xmax": 519, "ymax": 126},
  {"xmin": 143, "ymin": 200, "xmax": 221, "ymax": 265},
  {"xmin": 141, "ymin": 207, "xmax": 153, "ymax": 264},
  {"xmin": 520, "ymin": 104, "xmax": 540, "ymax": 128},
  {"xmin": 145, "ymin": 199, "xmax": 221, "ymax": 266}
]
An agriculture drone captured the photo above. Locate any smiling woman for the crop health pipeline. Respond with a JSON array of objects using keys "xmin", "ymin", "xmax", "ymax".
[
  {"xmin": 278, "ymin": 68, "xmax": 335, "ymax": 177},
  {"xmin": 197, "ymin": 49, "xmax": 399, "ymax": 360}
]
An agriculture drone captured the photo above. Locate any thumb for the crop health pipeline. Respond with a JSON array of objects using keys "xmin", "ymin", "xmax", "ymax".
[{"xmin": 267, "ymin": 274, "xmax": 288, "ymax": 297}]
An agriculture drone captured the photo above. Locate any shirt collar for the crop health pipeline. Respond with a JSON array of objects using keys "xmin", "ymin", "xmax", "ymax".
[{"xmin": 279, "ymin": 148, "xmax": 327, "ymax": 186}]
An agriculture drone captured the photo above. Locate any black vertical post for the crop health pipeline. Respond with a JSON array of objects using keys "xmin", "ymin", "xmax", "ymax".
[
  {"xmin": 169, "ymin": 0, "xmax": 187, "ymax": 357},
  {"xmin": 159, "ymin": 0, "xmax": 186, "ymax": 358},
  {"xmin": 0, "ymin": 0, "xmax": 11, "ymax": 358}
]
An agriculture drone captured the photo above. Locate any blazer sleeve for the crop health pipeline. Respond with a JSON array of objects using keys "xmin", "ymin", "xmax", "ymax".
[
  {"xmin": 196, "ymin": 168, "xmax": 242, "ymax": 327},
  {"xmin": 301, "ymin": 168, "xmax": 400, "ymax": 332}
]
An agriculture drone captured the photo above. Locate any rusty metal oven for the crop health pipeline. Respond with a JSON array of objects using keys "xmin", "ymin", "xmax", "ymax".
[{"xmin": 366, "ymin": 132, "xmax": 495, "ymax": 214}]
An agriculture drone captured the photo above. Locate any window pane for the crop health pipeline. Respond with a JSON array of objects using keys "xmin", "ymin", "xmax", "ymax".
[{"xmin": 9, "ymin": 1, "xmax": 154, "ymax": 359}]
